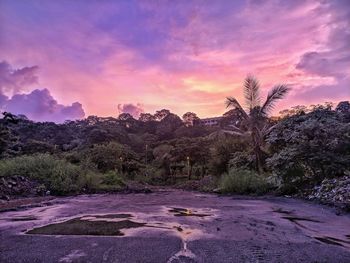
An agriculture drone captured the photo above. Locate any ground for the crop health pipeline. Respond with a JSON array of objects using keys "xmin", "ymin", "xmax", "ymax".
[{"xmin": 0, "ymin": 189, "xmax": 350, "ymax": 263}]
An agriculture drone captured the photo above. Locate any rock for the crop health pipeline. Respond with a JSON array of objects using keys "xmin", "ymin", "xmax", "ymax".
[{"xmin": 0, "ymin": 175, "xmax": 43, "ymax": 198}]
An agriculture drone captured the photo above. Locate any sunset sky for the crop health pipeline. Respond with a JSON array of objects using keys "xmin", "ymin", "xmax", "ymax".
[{"xmin": 0, "ymin": 0, "xmax": 349, "ymax": 122}]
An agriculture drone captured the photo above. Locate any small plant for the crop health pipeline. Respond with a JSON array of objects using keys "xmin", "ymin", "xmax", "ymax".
[{"xmin": 102, "ymin": 171, "xmax": 125, "ymax": 186}]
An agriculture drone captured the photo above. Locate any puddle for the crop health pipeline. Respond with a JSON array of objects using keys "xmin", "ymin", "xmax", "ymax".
[
  {"xmin": 281, "ymin": 216, "xmax": 321, "ymax": 223},
  {"xmin": 26, "ymin": 208, "xmax": 216, "ymax": 261},
  {"xmin": 27, "ymin": 214, "xmax": 145, "ymax": 236},
  {"xmin": 314, "ymin": 236, "xmax": 344, "ymax": 247},
  {"xmin": 168, "ymin": 207, "xmax": 211, "ymax": 217},
  {"xmin": 8, "ymin": 216, "xmax": 38, "ymax": 221},
  {"xmin": 280, "ymin": 216, "xmax": 322, "ymax": 230},
  {"xmin": 273, "ymin": 208, "xmax": 293, "ymax": 214}
]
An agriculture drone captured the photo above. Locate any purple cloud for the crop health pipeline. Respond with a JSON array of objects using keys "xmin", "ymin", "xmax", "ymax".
[
  {"xmin": 117, "ymin": 103, "xmax": 144, "ymax": 118},
  {"xmin": 1, "ymin": 89, "xmax": 85, "ymax": 123},
  {"xmin": 0, "ymin": 60, "xmax": 39, "ymax": 94},
  {"xmin": 293, "ymin": 0, "xmax": 350, "ymax": 102}
]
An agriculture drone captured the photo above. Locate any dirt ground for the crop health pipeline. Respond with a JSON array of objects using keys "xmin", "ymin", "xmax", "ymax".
[{"xmin": 0, "ymin": 189, "xmax": 349, "ymax": 262}]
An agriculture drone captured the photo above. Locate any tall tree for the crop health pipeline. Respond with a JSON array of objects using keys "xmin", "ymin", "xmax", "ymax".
[
  {"xmin": 225, "ymin": 75, "xmax": 290, "ymax": 173},
  {"xmin": 182, "ymin": 112, "xmax": 199, "ymax": 127}
]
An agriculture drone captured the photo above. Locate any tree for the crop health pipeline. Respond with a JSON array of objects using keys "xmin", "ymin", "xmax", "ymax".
[
  {"xmin": 220, "ymin": 108, "xmax": 245, "ymax": 128},
  {"xmin": 139, "ymin": 113, "xmax": 156, "ymax": 122},
  {"xmin": 336, "ymin": 101, "xmax": 350, "ymax": 113},
  {"xmin": 118, "ymin": 113, "xmax": 134, "ymax": 121},
  {"xmin": 156, "ymin": 113, "xmax": 183, "ymax": 140},
  {"xmin": 0, "ymin": 112, "xmax": 20, "ymax": 157},
  {"xmin": 182, "ymin": 112, "xmax": 199, "ymax": 127},
  {"xmin": 266, "ymin": 109, "xmax": 350, "ymax": 189},
  {"xmin": 154, "ymin": 109, "xmax": 171, "ymax": 121},
  {"xmin": 225, "ymin": 75, "xmax": 290, "ymax": 173}
]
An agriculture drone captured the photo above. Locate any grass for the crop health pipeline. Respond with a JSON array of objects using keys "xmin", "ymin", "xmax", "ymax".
[
  {"xmin": 219, "ymin": 169, "xmax": 272, "ymax": 195},
  {"xmin": 0, "ymin": 154, "xmax": 126, "ymax": 195}
]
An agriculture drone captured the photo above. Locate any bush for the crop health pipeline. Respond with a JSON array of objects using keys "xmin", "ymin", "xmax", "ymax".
[
  {"xmin": 219, "ymin": 169, "xmax": 272, "ymax": 195},
  {"xmin": 267, "ymin": 109, "xmax": 350, "ymax": 189},
  {"xmin": 134, "ymin": 165, "xmax": 165, "ymax": 185},
  {"xmin": 0, "ymin": 154, "xmax": 97, "ymax": 195},
  {"xmin": 85, "ymin": 142, "xmax": 124, "ymax": 172},
  {"xmin": 101, "ymin": 171, "xmax": 125, "ymax": 186},
  {"xmin": 77, "ymin": 172, "xmax": 101, "ymax": 192}
]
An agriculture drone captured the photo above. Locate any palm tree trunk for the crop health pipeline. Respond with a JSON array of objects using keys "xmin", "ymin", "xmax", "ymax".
[
  {"xmin": 255, "ymin": 146, "xmax": 263, "ymax": 174},
  {"xmin": 252, "ymin": 129, "xmax": 263, "ymax": 174}
]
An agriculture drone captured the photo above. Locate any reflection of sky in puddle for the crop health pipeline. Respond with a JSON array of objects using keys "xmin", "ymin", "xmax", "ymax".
[
  {"xmin": 18, "ymin": 205, "xmax": 218, "ymax": 260},
  {"xmin": 77, "ymin": 208, "xmax": 215, "ymax": 241}
]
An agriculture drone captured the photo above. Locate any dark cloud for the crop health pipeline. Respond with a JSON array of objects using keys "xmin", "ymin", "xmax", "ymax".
[
  {"xmin": 0, "ymin": 60, "xmax": 39, "ymax": 94},
  {"xmin": 0, "ymin": 89, "xmax": 85, "ymax": 123},
  {"xmin": 117, "ymin": 103, "xmax": 144, "ymax": 118}
]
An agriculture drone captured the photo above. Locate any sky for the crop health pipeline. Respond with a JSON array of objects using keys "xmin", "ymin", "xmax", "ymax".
[{"xmin": 0, "ymin": 0, "xmax": 349, "ymax": 122}]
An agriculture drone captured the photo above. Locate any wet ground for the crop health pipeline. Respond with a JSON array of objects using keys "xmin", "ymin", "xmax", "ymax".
[{"xmin": 0, "ymin": 189, "xmax": 350, "ymax": 262}]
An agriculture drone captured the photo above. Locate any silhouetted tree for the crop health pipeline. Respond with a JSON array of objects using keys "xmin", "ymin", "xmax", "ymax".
[
  {"xmin": 154, "ymin": 109, "xmax": 171, "ymax": 121},
  {"xmin": 225, "ymin": 75, "xmax": 290, "ymax": 173},
  {"xmin": 139, "ymin": 113, "xmax": 156, "ymax": 122},
  {"xmin": 182, "ymin": 112, "xmax": 199, "ymax": 127}
]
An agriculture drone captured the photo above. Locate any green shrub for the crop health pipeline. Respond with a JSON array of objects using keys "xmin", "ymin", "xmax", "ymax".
[
  {"xmin": 77, "ymin": 172, "xmax": 101, "ymax": 192},
  {"xmin": 219, "ymin": 169, "xmax": 272, "ymax": 195},
  {"xmin": 0, "ymin": 154, "xmax": 95, "ymax": 195},
  {"xmin": 101, "ymin": 171, "xmax": 125, "ymax": 186},
  {"xmin": 134, "ymin": 166, "xmax": 165, "ymax": 185},
  {"xmin": 85, "ymin": 142, "xmax": 124, "ymax": 172}
]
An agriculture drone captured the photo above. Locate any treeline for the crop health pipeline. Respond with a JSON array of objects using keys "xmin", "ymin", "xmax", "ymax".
[{"xmin": 0, "ymin": 97, "xmax": 349, "ymax": 195}]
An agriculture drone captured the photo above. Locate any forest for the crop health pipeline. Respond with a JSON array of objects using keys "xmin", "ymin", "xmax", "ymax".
[{"xmin": 1, "ymin": 78, "xmax": 349, "ymax": 204}]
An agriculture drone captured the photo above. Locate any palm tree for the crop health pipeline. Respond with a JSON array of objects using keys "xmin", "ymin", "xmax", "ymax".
[{"xmin": 225, "ymin": 75, "xmax": 290, "ymax": 173}]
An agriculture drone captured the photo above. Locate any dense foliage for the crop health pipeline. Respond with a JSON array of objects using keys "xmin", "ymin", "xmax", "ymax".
[
  {"xmin": 267, "ymin": 108, "xmax": 350, "ymax": 191},
  {"xmin": 0, "ymin": 98, "xmax": 348, "ymax": 196},
  {"xmin": 219, "ymin": 169, "xmax": 272, "ymax": 195}
]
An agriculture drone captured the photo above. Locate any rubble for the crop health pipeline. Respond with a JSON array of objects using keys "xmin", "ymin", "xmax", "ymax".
[
  {"xmin": 304, "ymin": 175, "xmax": 350, "ymax": 211},
  {"xmin": 0, "ymin": 175, "xmax": 48, "ymax": 200}
]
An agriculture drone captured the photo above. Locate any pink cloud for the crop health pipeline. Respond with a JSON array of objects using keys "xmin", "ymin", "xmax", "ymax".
[{"xmin": 0, "ymin": 0, "xmax": 348, "ymax": 120}]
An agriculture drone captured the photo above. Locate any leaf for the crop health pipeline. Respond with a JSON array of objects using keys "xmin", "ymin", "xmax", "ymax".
[
  {"xmin": 244, "ymin": 75, "xmax": 261, "ymax": 110},
  {"xmin": 260, "ymin": 85, "xmax": 290, "ymax": 116}
]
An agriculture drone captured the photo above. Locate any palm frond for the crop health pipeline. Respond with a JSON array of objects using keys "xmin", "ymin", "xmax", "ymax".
[
  {"xmin": 260, "ymin": 84, "xmax": 290, "ymax": 116},
  {"xmin": 244, "ymin": 75, "xmax": 261, "ymax": 110},
  {"xmin": 225, "ymin": 97, "xmax": 248, "ymax": 119}
]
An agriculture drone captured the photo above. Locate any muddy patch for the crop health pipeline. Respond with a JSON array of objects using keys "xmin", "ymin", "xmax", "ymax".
[
  {"xmin": 273, "ymin": 208, "xmax": 294, "ymax": 215},
  {"xmin": 9, "ymin": 216, "xmax": 38, "ymax": 221},
  {"xmin": 281, "ymin": 216, "xmax": 321, "ymax": 223},
  {"xmin": 314, "ymin": 236, "xmax": 345, "ymax": 247},
  {"xmin": 280, "ymin": 216, "xmax": 322, "ymax": 230},
  {"xmin": 168, "ymin": 207, "xmax": 211, "ymax": 218},
  {"xmin": 27, "ymin": 214, "xmax": 145, "ymax": 236}
]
